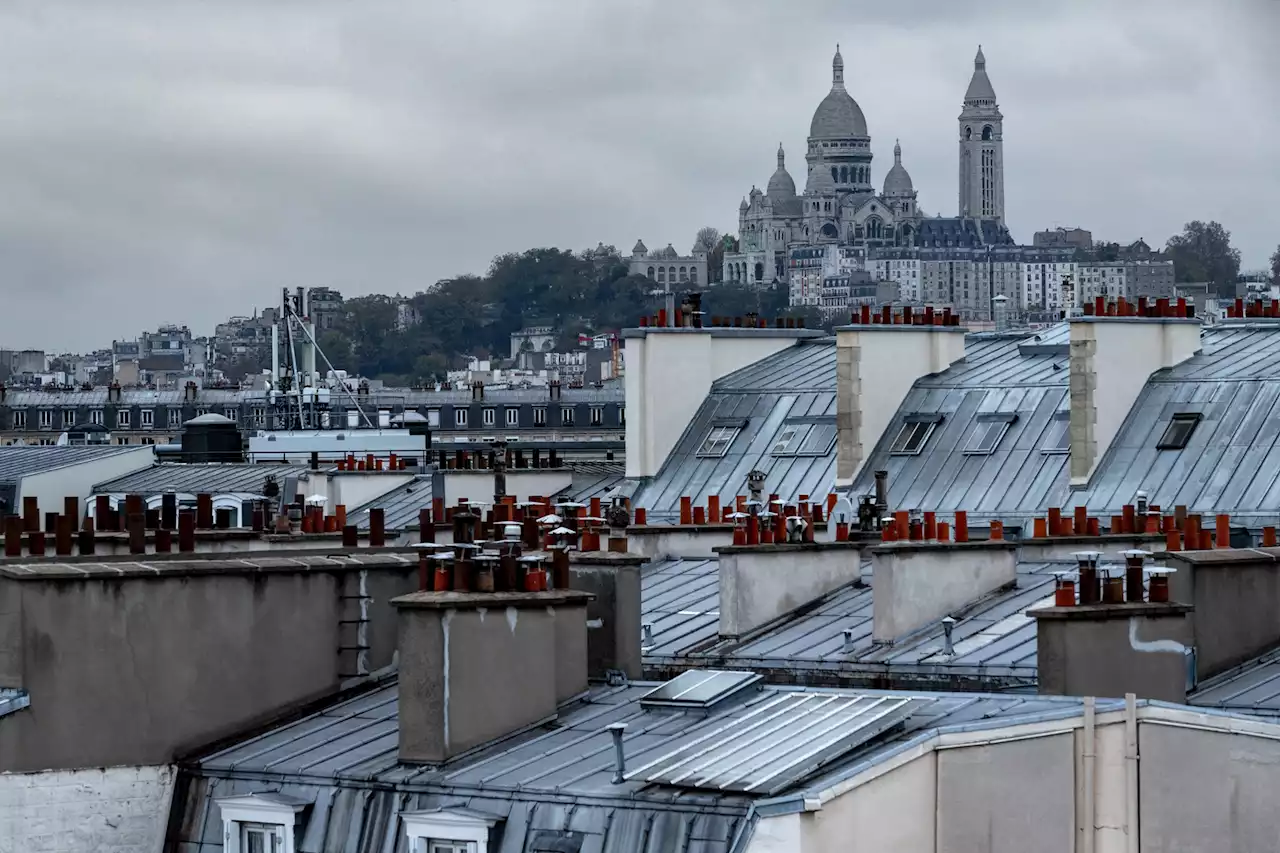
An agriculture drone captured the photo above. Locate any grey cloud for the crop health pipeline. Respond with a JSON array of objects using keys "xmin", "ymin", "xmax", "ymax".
[{"xmin": 0, "ymin": 0, "xmax": 1275, "ymax": 349}]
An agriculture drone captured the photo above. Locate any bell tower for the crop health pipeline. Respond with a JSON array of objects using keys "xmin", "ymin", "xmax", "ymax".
[{"xmin": 958, "ymin": 46, "xmax": 1004, "ymax": 222}]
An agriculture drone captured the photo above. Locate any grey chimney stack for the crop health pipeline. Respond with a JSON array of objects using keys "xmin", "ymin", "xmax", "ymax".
[
  {"xmin": 608, "ymin": 722, "xmax": 628, "ymax": 783},
  {"xmin": 992, "ymin": 294, "xmax": 1010, "ymax": 332}
]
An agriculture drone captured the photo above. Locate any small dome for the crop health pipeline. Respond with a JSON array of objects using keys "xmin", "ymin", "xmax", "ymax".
[
  {"xmin": 964, "ymin": 45, "xmax": 998, "ymax": 104},
  {"xmin": 631, "ymin": 238, "xmax": 648, "ymax": 255},
  {"xmin": 766, "ymin": 143, "xmax": 797, "ymax": 199},
  {"xmin": 809, "ymin": 46, "xmax": 869, "ymax": 139},
  {"xmin": 806, "ymin": 160, "xmax": 836, "ymax": 195},
  {"xmin": 883, "ymin": 140, "xmax": 914, "ymax": 196}
]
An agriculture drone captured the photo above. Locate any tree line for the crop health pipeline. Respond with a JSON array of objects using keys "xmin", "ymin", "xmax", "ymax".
[{"xmin": 220, "ymin": 221, "xmax": 1276, "ymax": 385}]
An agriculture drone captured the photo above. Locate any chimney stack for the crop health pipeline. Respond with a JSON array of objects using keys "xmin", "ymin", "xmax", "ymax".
[
  {"xmin": 393, "ymin": 588, "xmax": 593, "ymax": 764},
  {"xmin": 1068, "ymin": 313, "xmax": 1200, "ymax": 486},
  {"xmin": 871, "ymin": 537, "xmax": 1017, "ymax": 643},
  {"xmin": 835, "ymin": 309, "xmax": 967, "ymax": 485}
]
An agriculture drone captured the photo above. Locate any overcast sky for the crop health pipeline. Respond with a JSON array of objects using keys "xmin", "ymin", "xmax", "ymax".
[{"xmin": 1, "ymin": 0, "xmax": 1276, "ymax": 350}]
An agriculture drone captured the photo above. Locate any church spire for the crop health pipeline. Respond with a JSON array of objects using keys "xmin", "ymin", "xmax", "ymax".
[
  {"xmin": 777, "ymin": 142, "xmax": 785, "ymax": 168},
  {"xmin": 974, "ymin": 45, "xmax": 986, "ymax": 71},
  {"xmin": 832, "ymin": 45, "xmax": 844, "ymax": 91},
  {"xmin": 894, "ymin": 139, "xmax": 902, "ymax": 163}
]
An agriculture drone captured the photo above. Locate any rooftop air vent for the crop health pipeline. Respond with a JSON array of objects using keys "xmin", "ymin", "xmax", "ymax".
[{"xmin": 639, "ymin": 669, "xmax": 762, "ymax": 711}]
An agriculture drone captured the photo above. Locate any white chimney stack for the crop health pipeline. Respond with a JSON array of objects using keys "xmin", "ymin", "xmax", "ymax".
[
  {"xmin": 1069, "ymin": 311, "xmax": 1200, "ymax": 486},
  {"xmin": 835, "ymin": 308, "xmax": 967, "ymax": 485},
  {"xmin": 623, "ymin": 319, "xmax": 820, "ymax": 478}
]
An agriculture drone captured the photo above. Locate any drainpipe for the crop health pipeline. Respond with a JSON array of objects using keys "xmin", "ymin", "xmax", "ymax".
[
  {"xmin": 1125, "ymin": 692, "xmax": 1139, "ymax": 853},
  {"xmin": 1082, "ymin": 696, "xmax": 1096, "ymax": 853}
]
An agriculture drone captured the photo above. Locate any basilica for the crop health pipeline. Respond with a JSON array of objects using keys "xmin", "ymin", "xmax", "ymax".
[{"xmin": 724, "ymin": 46, "xmax": 1011, "ymax": 286}]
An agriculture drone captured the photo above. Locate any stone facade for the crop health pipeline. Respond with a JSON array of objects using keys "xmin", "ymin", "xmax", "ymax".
[
  {"xmin": 628, "ymin": 240, "xmax": 707, "ymax": 291},
  {"xmin": 0, "ymin": 765, "xmax": 174, "ymax": 853},
  {"xmin": 724, "ymin": 47, "xmax": 1010, "ymax": 293}
]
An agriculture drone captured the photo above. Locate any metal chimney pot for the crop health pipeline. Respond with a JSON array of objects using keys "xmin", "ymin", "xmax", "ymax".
[
  {"xmin": 608, "ymin": 723, "xmax": 628, "ymax": 784},
  {"xmin": 942, "ymin": 616, "xmax": 957, "ymax": 656}
]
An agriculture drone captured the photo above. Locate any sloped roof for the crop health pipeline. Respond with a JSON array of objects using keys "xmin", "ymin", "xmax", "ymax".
[
  {"xmin": 93, "ymin": 462, "xmax": 304, "ymax": 496},
  {"xmin": 642, "ymin": 556, "xmax": 1056, "ymax": 689},
  {"xmin": 1068, "ymin": 323, "xmax": 1280, "ymax": 523},
  {"xmin": 347, "ymin": 475, "xmax": 434, "ymax": 531},
  {"xmin": 849, "ymin": 330, "xmax": 1071, "ymax": 525},
  {"xmin": 630, "ymin": 340, "xmax": 838, "ymax": 522},
  {"xmin": 175, "ymin": 676, "xmax": 1104, "ymax": 852},
  {"xmin": 0, "ymin": 445, "xmax": 149, "ymax": 483}
]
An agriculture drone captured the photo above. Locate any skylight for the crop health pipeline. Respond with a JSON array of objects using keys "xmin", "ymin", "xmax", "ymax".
[
  {"xmin": 771, "ymin": 421, "xmax": 837, "ymax": 457},
  {"xmin": 1157, "ymin": 413, "xmax": 1202, "ymax": 450},
  {"xmin": 640, "ymin": 669, "xmax": 762, "ymax": 710},
  {"xmin": 1042, "ymin": 417, "xmax": 1070, "ymax": 454},
  {"xmin": 890, "ymin": 421, "xmax": 937, "ymax": 456},
  {"xmin": 696, "ymin": 425, "xmax": 741, "ymax": 458},
  {"xmin": 963, "ymin": 414, "xmax": 1017, "ymax": 456}
]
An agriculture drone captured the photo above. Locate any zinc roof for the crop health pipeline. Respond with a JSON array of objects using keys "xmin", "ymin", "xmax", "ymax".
[
  {"xmin": 631, "ymin": 340, "xmax": 838, "ymax": 523},
  {"xmin": 92, "ymin": 462, "xmax": 305, "ymax": 496},
  {"xmin": 849, "ymin": 330, "xmax": 1070, "ymax": 526},
  {"xmin": 348, "ymin": 476, "xmax": 435, "ymax": 531},
  {"xmin": 0, "ymin": 445, "xmax": 148, "ymax": 483},
  {"xmin": 1068, "ymin": 323, "xmax": 1280, "ymax": 524},
  {"xmin": 642, "ymin": 557, "xmax": 1061, "ymax": 690},
  {"xmin": 174, "ymin": 677, "xmax": 1098, "ymax": 853}
]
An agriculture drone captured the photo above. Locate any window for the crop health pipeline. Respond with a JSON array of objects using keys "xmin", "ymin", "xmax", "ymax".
[
  {"xmin": 62, "ymin": 409, "xmax": 75, "ymax": 428},
  {"xmin": 402, "ymin": 809, "xmax": 496, "ymax": 853},
  {"xmin": 215, "ymin": 793, "xmax": 304, "ymax": 853},
  {"xmin": 964, "ymin": 415, "xmax": 1016, "ymax": 455},
  {"xmin": 253, "ymin": 408, "xmax": 266, "ymax": 426},
  {"xmin": 117, "ymin": 409, "xmax": 131, "ymax": 428},
  {"xmin": 169, "ymin": 408, "xmax": 183, "ymax": 427},
  {"xmin": 771, "ymin": 420, "xmax": 838, "ymax": 457},
  {"xmin": 39, "ymin": 409, "xmax": 52, "ymax": 429},
  {"xmin": 889, "ymin": 419, "xmax": 939, "ymax": 456},
  {"xmin": 12, "ymin": 410, "xmax": 24, "ymax": 429},
  {"xmin": 506, "ymin": 408, "xmax": 519, "ymax": 427},
  {"xmin": 140, "ymin": 409, "xmax": 154, "ymax": 428},
  {"xmin": 696, "ymin": 425, "xmax": 741, "ymax": 458},
  {"xmin": 224, "ymin": 407, "xmax": 238, "ymax": 422},
  {"xmin": 196, "ymin": 407, "xmax": 209, "ymax": 417},
  {"xmin": 90, "ymin": 409, "xmax": 103, "ymax": 426},
  {"xmin": 482, "ymin": 407, "xmax": 495, "ymax": 426},
  {"xmin": 1157, "ymin": 413, "xmax": 1202, "ymax": 450},
  {"xmin": 590, "ymin": 407, "xmax": 603, "ymax": 426},
  {"xmin": 1042, "ymin": 416, "xmax": 1070, "ymax": 454},
  {"xmin": 534, "ymin": 407, "xmax": 547, "ymax": 426},
  {"xmin": 428, "ymin": 408, "xmax": 440, "ymax": 428},
  {"xmin": 455, "ymin": 408, "xmax": 469, "ymax": 428},
  {"xmin": 561, "ymin": 406, "xmax": 575, "ymax": 426}
]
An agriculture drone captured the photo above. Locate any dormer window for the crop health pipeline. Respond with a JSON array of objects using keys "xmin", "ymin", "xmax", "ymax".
[
  {"xmin": 402, "ymin": 808, "xmax": 498, "ymax": 853},
  {"xmin": 215, "ymin": 793, "xmax": 306, "ymax": 853},
  {"xmin": 890, "ymin": 415, "xmax": 942, "ymax": 456}
]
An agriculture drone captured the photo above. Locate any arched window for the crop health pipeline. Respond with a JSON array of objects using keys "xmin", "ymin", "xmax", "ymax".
[
  {"xmin": 982, "ymin": 125, "xmax": 993, "ymax": 141},
  {"xmin": 866, "ymin": 217, "xmax": 883, "ymax": 239},
  {"xmin": 821, "ymin": 223, "xmax": 839, "ymax": 239},
  {"xmin": 965, "ymin": 126, "xmax": 973, "ymax": 140},
  {"xmin": 679, "ymin": 266, "xmax": 687, "ymax": 281},
  {"xmin": 657, "ymin": 267, "xmax": 666, "ymax": 282},
  {"xmin": 754, "ymin": 262, "xmax": 764, "ymax": 282},
  {"xmin": 830, "ymin": 167, "xmax": 838, "ymax": 182},
  {"xmin": 690, "ymin": 268, "xmax": 698, "ymax": 284},
  {"xmin": 668, "ymin": 266, "xmax": 676, "ymax": 281},
  {"xmin": 647, "ymin": 266, "xmax": 655, "ymax": 279},
  {"xmin": 839, "ymin": 166, "xmax": 847, "ymax": 183}
]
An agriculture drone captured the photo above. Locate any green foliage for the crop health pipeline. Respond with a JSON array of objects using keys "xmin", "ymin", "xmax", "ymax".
[
  {"xmin": 1165, "ymin": 221, "xmax": 1242, "ymax": 297},
  {"xmin": 322, "ymin": 247, "xmax": 664, "ymax": 384}
]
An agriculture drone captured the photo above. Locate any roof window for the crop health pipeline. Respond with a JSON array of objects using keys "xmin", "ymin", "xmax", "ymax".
[
  {"xmin": 640, "ymin": 669, "xmax": 762, "ymax": 710},
  {"xmin": 963, "ymin": 413, "xmax": 1017, "ymax": 456},
  {"xmin": 889, "ymin": 416, "xmax": 941, "ymax": 456},
  {"xmin": 1157, "ymin": 413, "xmax": 1202, "ymax": 450},
  {"xmin": 696, "ymin": 425, "xmax": 741, "ymax": 458},
  {"xmin": 1042, "ymin": 416, "xmax": 1070, "ymax": 454},
  {"xmin": 771, "ymin": 419, "xmax": 837, "ymax": 457}
]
